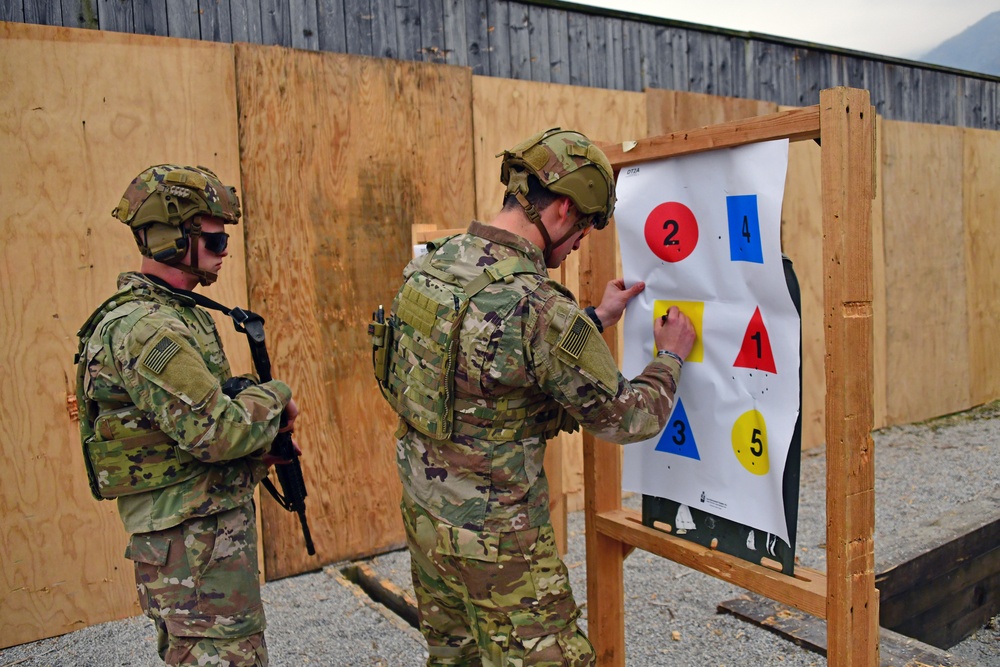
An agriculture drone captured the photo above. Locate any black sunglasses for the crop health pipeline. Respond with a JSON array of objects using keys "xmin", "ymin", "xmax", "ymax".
[{"xmin": 201, "ymin": 231, "xmax": 230, "ymax": 254}]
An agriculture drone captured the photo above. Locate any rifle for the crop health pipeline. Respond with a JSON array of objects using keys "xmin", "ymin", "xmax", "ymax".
[{"xmin": 228, "ymin": 307, "xmax": 316, "ymax": 556}]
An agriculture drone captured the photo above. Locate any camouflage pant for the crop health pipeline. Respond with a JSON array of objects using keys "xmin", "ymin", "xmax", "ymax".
[
  {"xmin": 125, "ymin": 502, "xmax": 268, "ymax": 666},
  {"xmin": 402, "ymin": 493, "xmax": 595, "ymax": 667}
]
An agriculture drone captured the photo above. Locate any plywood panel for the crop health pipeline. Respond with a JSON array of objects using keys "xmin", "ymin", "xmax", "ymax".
[
  {"xmin": 645, "ymin": 88, "xmax": 777, "ymax": 135},
  {"xmin": 781, "ymin": 137, "xmax": 826, "ymax": 450},
  {"xmin": 471, "ymin": 75, "xmax": 646, "ymax": 512},
  {"xmin": 235, "ymin": 44, "xmax": 476, "ymax": 578},
  {"xmin": 963, "ymin": 127, "xmax": 1000, "ymax": 406},
  {"xmin": 881, "ymin": 120, "xmax": 969, "ymax": 424},
  {"xmin": 0, "ymin": 23, "xmax": 246, "ymax": 648}
]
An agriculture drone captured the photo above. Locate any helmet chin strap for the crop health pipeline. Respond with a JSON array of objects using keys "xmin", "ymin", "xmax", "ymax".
[
  {"xmin": 515, "ymin": 192, "xmax": 587, "ymax": 264},
  {"xmin": 171, "ymin": 219, "xmax": 219, "ymax": 286}
]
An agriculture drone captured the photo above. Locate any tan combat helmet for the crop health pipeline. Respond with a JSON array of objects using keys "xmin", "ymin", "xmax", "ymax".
[
  {"xmin": 498, "ymin": 128, "xmax": 616, "ymax": 261},
  {"xmin": 113, "ymin": 164, "xmax": 241, "ymax": 286}
]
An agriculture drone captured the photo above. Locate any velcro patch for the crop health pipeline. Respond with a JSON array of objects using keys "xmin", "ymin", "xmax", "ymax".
[
  {"xmin": 143, "ymin": 335, "xmax": 181, "ymax": 374},
  {"xmin": 558, "ymin": 314, "xmax": 592, "ymax": 359}
]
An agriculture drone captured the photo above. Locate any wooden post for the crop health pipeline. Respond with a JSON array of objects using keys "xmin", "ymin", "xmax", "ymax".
[
  {"xmin": 819, "ymin": 88, "xmax": 879, "ymax": 666},
  {"xmin": 582, "ymin": 222, "xmax": 627, "ymax": 666}
]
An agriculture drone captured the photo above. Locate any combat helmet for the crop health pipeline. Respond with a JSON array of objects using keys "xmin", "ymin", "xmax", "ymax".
[
  {"xmin": 498, "ymin": 128, "xmax": 615, "ymax": 261},
  {"xmin": 113, "ymin": 164, "xmax": 241, "ymax": 285}
]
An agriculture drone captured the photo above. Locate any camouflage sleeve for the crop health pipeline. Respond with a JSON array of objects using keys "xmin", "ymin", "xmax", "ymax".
[
  {"xmin": 110, "ymin": 312, "xmax": 291, "ymax": 463},
  {"xmin": 530, "ymin": 294, "xmax": 681, "ymax": 445}
]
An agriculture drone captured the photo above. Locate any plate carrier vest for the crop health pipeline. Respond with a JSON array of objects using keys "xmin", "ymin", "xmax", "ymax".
[
  {"xmin": 74, "ymin": 285, "xmax": 220, "ymax": 500},
  {"xmin": 371, "ymin": 237, "xmax": 568, "ymax": 441}
]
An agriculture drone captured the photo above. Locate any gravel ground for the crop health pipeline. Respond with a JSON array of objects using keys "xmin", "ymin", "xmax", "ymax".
[{"xmin": 2, "ymin": 402, "xmax": 998, "ymax": 666}]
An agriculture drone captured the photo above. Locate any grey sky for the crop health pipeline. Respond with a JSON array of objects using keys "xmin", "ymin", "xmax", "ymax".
[{"xmin": 574, "ymin": 0, "xmax": 1000, "ymax": 59}]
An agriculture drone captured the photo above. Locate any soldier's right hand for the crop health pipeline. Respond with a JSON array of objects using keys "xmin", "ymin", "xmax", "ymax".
[{"xmin": 654, "ymin": 306, "xmax": 696, "ymax": 360}]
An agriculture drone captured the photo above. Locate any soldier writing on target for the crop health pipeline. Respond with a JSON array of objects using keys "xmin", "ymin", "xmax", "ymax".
[
  {"xmin": 75, "ymin": 165, "xmax": 299, "ymax": 667},
  {"xmin": 371, "ymin": 129, "xmax": 697, "ymax": 665}
]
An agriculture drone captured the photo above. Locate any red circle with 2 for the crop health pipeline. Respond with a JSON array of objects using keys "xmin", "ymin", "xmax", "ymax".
[{"xmin": 644, "ymin": 202, "xmax": 699, "ymax": 263}]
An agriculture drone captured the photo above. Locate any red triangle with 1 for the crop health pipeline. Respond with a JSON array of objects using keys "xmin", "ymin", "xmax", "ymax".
[{"xmin": 734, "ymin": 306, "xmax": 776, "ymax": 373}]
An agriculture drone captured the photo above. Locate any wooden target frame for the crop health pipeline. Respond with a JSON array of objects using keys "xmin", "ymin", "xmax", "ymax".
[{"xmin": 582, "ymin": 87, "xmax": 878, "ymax": 667}]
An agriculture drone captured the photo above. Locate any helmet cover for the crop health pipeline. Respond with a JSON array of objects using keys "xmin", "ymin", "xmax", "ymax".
[{"xmin": 498, "ymin": 128, "xmax": 616, "ymax": 228}]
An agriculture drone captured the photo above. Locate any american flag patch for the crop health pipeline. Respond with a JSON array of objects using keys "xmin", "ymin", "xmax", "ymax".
[
  {"xmin": 558, "ymin": 314, "xmax": 591, "ymax": 359},
  {"xmin": 144, "ymin": 336, "xmax": 180, "ymax": 374}
]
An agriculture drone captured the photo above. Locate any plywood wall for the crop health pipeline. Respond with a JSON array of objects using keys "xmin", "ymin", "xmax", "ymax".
[
  {"xmin": 472, "ymin": 75, "xmax": 647, "ymax": 513},
  {"xmin": 963, "ymin": 128, "xmax": 1000, "ymax": 406},
  {"xmin": 881, "ymin": 121, "xmax": 970, "ymax": 424},
  {"xmin": 0, "ymin": 23, "xmax": 248, "ymax": 648},
  {"xmin": 235, "ymin": 44, "xmax": 476, "ymax": 578}
]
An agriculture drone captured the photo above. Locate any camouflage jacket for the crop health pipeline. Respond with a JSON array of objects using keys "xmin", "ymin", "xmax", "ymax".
[
  {"xmin": 77, "ymin": 272, "xmax": 291, "ymax": 534},
  {"xmin": 395, "ymin": 222, "xmax": 681, "ymax": 533}
]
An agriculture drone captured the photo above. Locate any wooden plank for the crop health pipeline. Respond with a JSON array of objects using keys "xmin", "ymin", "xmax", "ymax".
[
  {"xmin": 23, "ymin": 0, "xmax": 61, "ymax": 25},
  {"xmin": 963, "ymin": 127, "xmax": 1000, "ymax": 406},
  {"xmin": 881, "ymin": 120, "xmax": 969, "ymax": 424},
  {"xmin": 718, "ymin": 595, "xmax": 960, "ymax": 666},
  {"xmin": 370, "ymin": 0, "xmax": 397, "ymax": 58},
  {"xmin": 199, "ymin": 0, "xmax": 233, "ymax": 42},
  {"xmin": 59, "ymin": 0, "xmax": 97, "ymax": 29},
  {"xmin": 166, "ymin": 0, "xmax": 200, "ymax": 40},
  {"xmin": 527, "ymin": 4, "xmax": 549, "ymax": 83},
  {"xmin": 605, "ymin": 16, "xmax": 623, "ymax": 91},
  {"xmin": 97, "ymin": 0, "xmax": 132, "ymax": 32},
  {"xmin": 0, "ymin": 22, "xmax": 246, "ymax": 648},
  {"xmin": 230, "ymin": 0, "xmax": 264, "ymax": 44},
  {"xmin": 603, "ymin": 105, "xmax": 821, "ymax": 168},
  {"xmin": 598, "ymin": 510, "xmax": 828, "ymax": 617},
  {"xmin": 344, "ymin": 0, "xmax": 374, "ymax": 56},
  {"xmin": 636, "ymin": 22, "xmax": 658, "ymax": 91},
  {"xmin": 820, "ymin": 87, "xmax": 878, "ymax": 667},
  {"xmin": 566, "ymin": 9, "xmax": 587, "ymax": 87},
  {"xmin": 289, "ymin": 0, "xmax": 319, "ymax": 50},
  {"xmin": 315, "ymin": 0, "xmax": 347, "ymax": 53},
  {"xmin": 133, "ymin": 0, "xmax": 168, "ymax": 37},
  {"xmin": 234, "ymin": 43, "xmax": 476, "ymax": 578},
  {"xmin": 463, "ymin": 0, "xmax": 489, "ymax": 76},
  {"xmin": 507, "ymin": 0, "xmax": 530, "ymax": 79},
  {"xmin": 394, "ymin": 0, "xmax": 419, "ymax": 61},
  {"xmin": 441, "ymin": 0, "xmax": 466, "ymax": 66},
  {"xmin": 418, "ymin": 0, "xmax": 445, "ymax": 63},
  {"xmin": 545, "ymin": 6, "xmax": 569, "ymax": 85},
  {"xmin": 2, "ymin": 0, "xmax": 25, "ymax": 21},
  {"xmin": 259, "ymin": 0, "xmax": 290, "ymax": 46},
  {"xmin": 486, "ymin": 0, "xmax": 510, "ymax": 79},
  {"xmin": 585, "ymin": 13, "xmax": 606, "ymax": 89},
  {"xmin": 583, "ymin": 229, "xmax": 627, "ymax": 667},
  {"xmin": 621, "ymin": 19, "xmax": 641, "ymax": 92}
]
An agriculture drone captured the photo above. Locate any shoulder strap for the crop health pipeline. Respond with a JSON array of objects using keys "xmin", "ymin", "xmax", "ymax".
[{"xmin": 464, "ymin": 256, "xmax": 540, "ymax": 297}]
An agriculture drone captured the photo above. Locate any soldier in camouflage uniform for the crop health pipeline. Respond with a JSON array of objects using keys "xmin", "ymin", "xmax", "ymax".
[
  {"xmin": 376, "ymin": 129, "xmax": 696, "ymax": 665},
  {"xmin": 75, "ymin": 165, "xmax": 299, "ymax": 666}
]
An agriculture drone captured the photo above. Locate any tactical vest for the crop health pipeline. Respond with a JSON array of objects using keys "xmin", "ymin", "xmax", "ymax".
[
  {"xmin": 75, "ymin": 280, "xmax": 228, "ymax": 500},
  {"xmin": 372, "ymin": 238, "xmax": 569, "ymax": 442}
]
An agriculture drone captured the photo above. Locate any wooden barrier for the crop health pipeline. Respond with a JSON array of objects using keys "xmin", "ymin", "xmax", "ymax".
[
  {"xmin": 0, "ymin": 22, "xmax": 249, "ymax": 648},
  {"xmin": 234, "ymin": 43, "xmax": 476, "ymax": 579}
]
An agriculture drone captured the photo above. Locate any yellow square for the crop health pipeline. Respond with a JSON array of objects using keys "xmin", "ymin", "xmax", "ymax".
[{"xmin": 653, "ymin": 300, "xmax": 704, "ymax": 363}]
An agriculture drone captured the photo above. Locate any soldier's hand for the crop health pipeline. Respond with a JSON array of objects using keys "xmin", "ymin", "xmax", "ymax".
[
  {"xmin": 654, "ymin": 306, "xmax": 696, "ymax": 360},
  {"xmin": 595, "ymin": 279, "xmax": 645, "ymax": 329},
  {"xmin": 263, "ymin": 439, "xmax": 302, "ymax": 467},
  {"xmin": 280, "ymin": 398, "xmax": 299, "ymax": 433}
]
